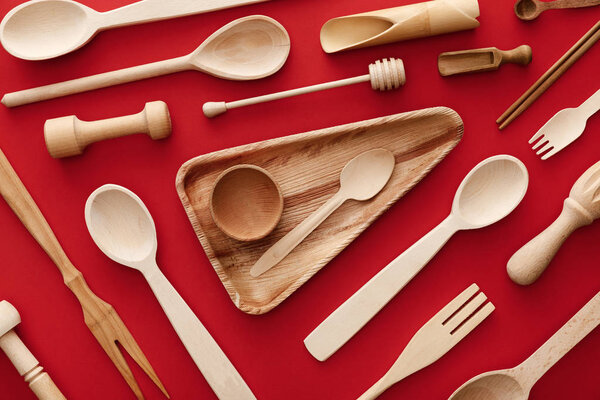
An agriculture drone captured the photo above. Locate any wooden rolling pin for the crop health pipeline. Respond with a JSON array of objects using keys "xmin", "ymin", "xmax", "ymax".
[
  {"xmin": 0, "ymin": 301, "xmax": 66, "ymax": 400},
  {"xmin": 438, "ymin": 45, "xmax": 532, "ymax": 76},
  {"xmin": 203, "ymin": 58, "xmax": 405, "ymax": 118},
  {"xmin": 507, "ymin": 160, "xmax": 600, "ymax": 285},
  {"xmin": 44, "ymin": 101, "xmax": 171, "ymax": 158}
]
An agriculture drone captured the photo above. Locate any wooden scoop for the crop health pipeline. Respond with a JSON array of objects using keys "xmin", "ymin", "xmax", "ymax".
[
  {"xmin": 0, "ymin": 0, "xmax": 271, "ymax": 60},
  {"xmin": 514, "ymin": 0, "xmax": 600, "ymax": 21},
  {"xmin": 507, "ymin": 160, "xmax": 600, "ymax": 285},
  {"xmin": 438, "ymin": 45, "xmax": 532, "ymax": 77},
  {"xmin": 1, "ymin": 15, "xmax": 290, "ymax": 108}
]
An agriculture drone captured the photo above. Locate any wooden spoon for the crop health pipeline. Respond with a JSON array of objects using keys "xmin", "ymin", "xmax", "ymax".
[
  {"xmin": 1, "ymin": 15, "xmax": 290, "ymax": 108},
  {"xmin": 438, "ymin": 45, "xmax": 532, "ymax": 77},
  {"xmin": 304, "ymin": 155, "xmax": 529, "ymax": 362},
  {"xmin": 449, "ymin": 291, "xmax": 600, "ymax": 400},
  {"xmin": 85, "ymin": 184, "xmax": 257, "ymax": 400},
  {"xmin": 507, "ymin": 159, "xmax": 600, "ymax": 285},
  {"xmin": 0, "ymin": 0, "xmax": 271, "ymax": 60},
  {"xmin": 514, "ymin": 0, "xmax": 600, "ymax": 21},
  {"xmin": 250, "ymin": 149, "xmax": 396, "ymax": 278}
]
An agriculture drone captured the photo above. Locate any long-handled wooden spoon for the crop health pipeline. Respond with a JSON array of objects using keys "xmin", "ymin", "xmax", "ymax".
[
  {"xmin": 449, "ymin": 290, "xmax": 600, "ymax": 400},
  {"xmin": 0, "ymin": 0, "xmax": 271, "ymax": 60},
  {"xmin": 1, "ymin": 15, "xmax": 290, "ymax": 108},
  {"xmin": 304, "ymin": 155, "xmax": 529, "ymax": 361},
  {"xmin": 438, "ymin": 46, "xmax": 532, "ymax": 77},
  {"xmin": 507, "ymin": 159, "xmax": 600, "ymax": 285},
  {"xmin": 250, "ymin": 149, "xmax": 395, "ymax": 278},
  {"xmin": 514, "ymin": 0, "xmax": 600, "ymax": 21},
  {"xmin": 85, "ymin": 184, "xmax": 256, "ymax": 400}
]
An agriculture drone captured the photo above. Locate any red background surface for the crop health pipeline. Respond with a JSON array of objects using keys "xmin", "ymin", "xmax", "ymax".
[{"xmin": 0, "ymin": 0, "xmax": 598, "ymax": 399}]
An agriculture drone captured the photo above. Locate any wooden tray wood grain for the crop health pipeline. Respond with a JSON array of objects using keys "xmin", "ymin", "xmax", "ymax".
[{"xmin": 176, "ymin": 107, "xmax": 463, "ymax": 314}]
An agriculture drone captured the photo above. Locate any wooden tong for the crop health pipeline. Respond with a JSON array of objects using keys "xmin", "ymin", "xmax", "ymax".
[
  {"xmin": 497, "ymin": 19, "xmax": 600, "ymax": 129},
  {"xmin": 0, "ymin": 148, "xmax": 168, "ymax": 400}
]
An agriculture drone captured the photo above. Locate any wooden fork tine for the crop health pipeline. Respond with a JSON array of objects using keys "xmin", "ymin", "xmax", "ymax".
[
  {"xmin": 451, "ymin": 302, "xmax": 495, "ymax": 344},
  {"xmin": 444, "ymin": 292, "xmax": 488, "ymax": 332},
  {"xmin": 436, "ymin": 283, "xmax": 479, "ymax": 322},
  {"xmin": 529, "ymin": 130, "xmax": 544, "ymax": 144}
]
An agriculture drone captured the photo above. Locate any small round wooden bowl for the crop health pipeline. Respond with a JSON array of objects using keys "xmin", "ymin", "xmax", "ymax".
[{"xmin": 210, "ymin": 164, "xmax": 284, "ymax": 242}]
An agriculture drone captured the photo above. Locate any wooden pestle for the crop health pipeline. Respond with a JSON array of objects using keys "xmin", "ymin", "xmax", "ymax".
[
  {"xmin": 44, "ymin": 101, "xmax": 171, "ymax": 158},
  {"xmin": 0, "ymin": 301, "xmax": 66, "ymax": 400},
  {"xmin": 507, "ymin": 160, "xmax": 600, "ymax": 285},
  {"xmin": 203, "ymin": 58, "xmax": 405, "ymax": 118}
]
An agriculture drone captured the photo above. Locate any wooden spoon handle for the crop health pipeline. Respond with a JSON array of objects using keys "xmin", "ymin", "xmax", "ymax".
[
  {"xmin": 507, "ymin": 198, "xmax": 592, "ymax": 285},
  {"xmin": 579, "ymin": 88, "xmax": 600, "ymax": 118},
  {"xmin": 1, "ymin": 56, "xmax": 189, "ymax": 107},
  {"xmin": 545, "ymin": 0, "xmax": 600, "ymax": 10},
  {"xmin": 144, "ymin": 267, "xmax": 256, "ymax": 400},
  {"xmin": 517, "ymin": 291, "xmax": 600, "ymax": 390}
]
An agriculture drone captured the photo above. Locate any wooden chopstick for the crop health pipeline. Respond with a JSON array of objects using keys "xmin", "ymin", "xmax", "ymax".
[{"xmin": 497, "ymin": 19, "xmax": 600, "ymax": 130}]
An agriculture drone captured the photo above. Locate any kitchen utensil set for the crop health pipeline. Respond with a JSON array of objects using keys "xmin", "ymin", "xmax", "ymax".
[
  {"xmin": 44, "ymin": 101, "xmax": 171, "ymax": 158},
  {"xmin": 497, "ymin": 19, "xmax": 600, "ymax": 130},
  {"xmin": 437, "ymin": 45, "xmax": 532, "ymax": 77},
  {"xmin": 85, "ymin": 185, "xmax": 257, "ymax": 400},
  {"xmin": 357, "ymin": 284, "xmax": 494, "ymax": 400},
  {"xmin": 1, "ymin": 15, "xmax": 291, "ymax": 107},
  {"xmin": 507, "ymin": 160, "xmax": 600, "ymax": 285},
  {"xmin": 0, "ymin": 300, "xmax": 66, "ymax": 400},
  {"xmin": 529, "ymin": 88, "xmax": 600, "ymax": 159},
  {"xmin": 449, "ymin": 290, "xmax": 600, "ymax": 400},
  {"xmin": 305, "ymin": 155, "xmax": 529, "ymax": 361},
  {"xmin": 0, "ymin": 0, "xmax": 597, "ymax": 398},
  {"xmin": 0, "ymin": 149, "xmax": 167, "ymax": 400},
  {"xmin": 203, "ymin": 58, "xmax": 405, "ymax": 118}
]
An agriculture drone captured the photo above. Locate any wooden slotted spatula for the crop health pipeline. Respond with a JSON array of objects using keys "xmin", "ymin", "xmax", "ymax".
[
  {"xmin": 357, "ymin": 284, "xmax": 494, "ymax": 400},
  {"xmin": 0, "ymin": 148, "xmax": 167, "ymax": 400}
]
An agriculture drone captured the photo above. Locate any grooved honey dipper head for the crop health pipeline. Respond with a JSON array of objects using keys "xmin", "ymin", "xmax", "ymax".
[
  {"xmin": 369, "ymin": 58, "xmax": 406, "ymax": 91},
  {"xmin": 0, "ymin": 301, "xmax": 20, "ymax": 337}
]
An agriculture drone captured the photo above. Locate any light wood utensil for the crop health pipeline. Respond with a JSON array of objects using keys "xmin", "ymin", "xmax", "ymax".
[
  {"xmin": 210, "ymin": 164, "xmax": 284, "ymax": 242},
  {"xmin": 203, "ymin": 58, "xmax": 405, "ymax": 118},
  {"xmin": 45, "ymin": 101, "xmax": 171, "ymax": 158},
  {"xmin": 0, "ymin": 0, "xmax": 272, "ymax": 60},
  {"xmin": 507, "ymin": 160, "xmax": 600, "ymax": 285},
  {"xmin": 529, "ymin": 88, "xmax": 600, "ymax": 160},
  {"xmin": 438, "ymin": 46, "xmax": 532, "ymax": 77},
  {"xmin": 319, "ymin": 0, "xmax": 480, "ymax": 53},
  {"xmin": 497, "ymin": 20, "xmax": 600, "ymax": 130},
  {"xmin": 0, "ymin": 149, "xmax": 168, "ymax": 400},
  {"xmin": 250, "ymin": 149, "xmax": 395, "ymax": 278},
  {"xmin": 0, "ymin": 300, "xmax": 66, "ymax": 400},
  {"xmin": 304, "ymin": 155, "xmax": 528, "ymax": 361},
  {"xmin": 177, "ymin": 107, "xmax": 463, "ymax": 314},
  {"xmin": 357, "ymin": 284, "xmax": 494, "ymax": 400},
  {"xmin": 449, "ymin": 290, "xmax": 600, "ymax": 400},
  {"xmin": 1, "ymin": 15, "xmax": 290, "ymax": 108},
  {"xmin": 85, "ymin": 184, "xmax": 256, "ymax": 400},
  {"xmin": 514, "ymin": 0, "xmax": 600, "ymax": 21}
]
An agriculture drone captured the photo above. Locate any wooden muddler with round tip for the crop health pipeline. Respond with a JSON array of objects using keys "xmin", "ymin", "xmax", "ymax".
[
  {"xmin": 203, "ymin": 58, "xmax": 406, "ymax": 118},
  {"xmin": 44, "ymin": 101, "xmax": 171, "ymax": 158}
]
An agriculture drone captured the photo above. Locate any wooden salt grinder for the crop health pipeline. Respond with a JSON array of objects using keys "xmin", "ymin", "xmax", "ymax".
[
  {"xmin": 44, "ymin": 101, "xmax": 171, "ymax": 158},
  {"xmin": 0, "ymin": 301, "xmax": 66, "ymax": 400}
]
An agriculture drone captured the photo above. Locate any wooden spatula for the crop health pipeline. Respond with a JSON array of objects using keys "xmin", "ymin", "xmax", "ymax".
[
  {"xmin": 438, "ymin": 45, "xmax": 532, "ymax": 76},
  {"xmin": 357, "ymin": 284, "xmax": 494, "ymax": 400}
]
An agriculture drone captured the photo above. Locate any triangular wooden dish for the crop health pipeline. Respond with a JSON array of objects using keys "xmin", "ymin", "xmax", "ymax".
[{"xmin": 176, "ymin": 107, "xmax": 463, "ymax": 314}]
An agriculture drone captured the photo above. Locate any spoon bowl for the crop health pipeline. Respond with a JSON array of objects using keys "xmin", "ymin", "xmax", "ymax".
[
  {"xmin": 85, "ymin": 184, "xmax": 157, "ymax": 268},
  {"xmin": 449, "ymin": 370, "xmax": 527, "ymax": 400},
  {"xmin": 514, "ymin": 0, "xmax": 542, "ymax": 20},
  {"xmin": 0, "ymin": 0, "xmax": 97, "ymax": 60},
  {"xmin": 453, "ymin": 155, "xmax": 528, "ymax": 228},
  {"xmin": 340, "ymin": 149, "xmax": 396, "ymax": 200}
]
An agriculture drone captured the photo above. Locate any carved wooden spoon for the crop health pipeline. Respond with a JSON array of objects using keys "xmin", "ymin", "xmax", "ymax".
[{"xmin": 514, "ymin": 0, "xmax": 600, "ymax": 21}]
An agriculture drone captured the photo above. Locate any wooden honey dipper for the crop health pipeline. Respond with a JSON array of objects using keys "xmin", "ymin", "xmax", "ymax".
[
  {"xmin": 0, "ymin": 300, "xmax": 66, "ymax": 400},
  {"xmin": 203, "ymin": 58, "xmax": 406, "ymax": 118},
  {"xmin": 44, "ymin": 101, "xmax": 171, "ymax": 158}
]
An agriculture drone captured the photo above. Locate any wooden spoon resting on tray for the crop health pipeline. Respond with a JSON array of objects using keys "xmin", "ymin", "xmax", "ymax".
[
  {"xmin": 514, "ymin": 0, "xmax": 600, "ymax": 21},
  {"xmin": 438, "ymin": 45, "xmax": 532, "ymax": 76}
]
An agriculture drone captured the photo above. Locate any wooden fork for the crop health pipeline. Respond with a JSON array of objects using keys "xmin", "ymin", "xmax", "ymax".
[
  {"xmin": 0, "ymin": 148, "xmax": 168, "ymax": 400},
  {"xmin": 357, "ymin": 284, "xmax": 494, "ymax": 400}
]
